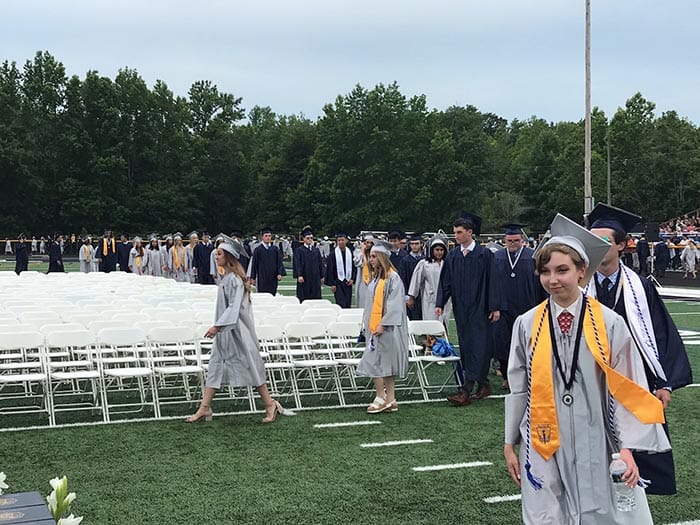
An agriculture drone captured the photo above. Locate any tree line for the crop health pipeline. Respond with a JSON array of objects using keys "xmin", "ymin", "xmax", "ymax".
[{"xmin": 1, "ymin": 51, "xmax": 699, "ymax": 238}]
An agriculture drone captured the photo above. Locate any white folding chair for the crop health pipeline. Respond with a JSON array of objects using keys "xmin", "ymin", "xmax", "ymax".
[
  {"xmin": 407, "ymin": 320, "xmax": 462, "ymax": 399},
  {"xmin": 95, "ymin": 327, "xmax": 160, "ymax": 420},
  {"xmin": 0, "ymin": 331, "xmax": 53, "ymax": 426},
  {"xmin": 45, "ymin": 330, "xmax": 108, "ymax": 423}
]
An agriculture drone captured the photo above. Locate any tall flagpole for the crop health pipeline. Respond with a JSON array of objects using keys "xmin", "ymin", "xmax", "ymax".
[{"xmin": 584, "ymin": 0, "xmax": 593, "ymax": 214}]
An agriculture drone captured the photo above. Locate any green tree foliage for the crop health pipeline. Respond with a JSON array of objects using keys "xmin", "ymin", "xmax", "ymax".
[{"xmin": 1, "ymin": 52, "xmax": 698, "ymax": 238}]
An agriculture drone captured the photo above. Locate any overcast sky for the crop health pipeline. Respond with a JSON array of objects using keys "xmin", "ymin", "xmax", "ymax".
[{"xmin": 3, "ymin": 0, "xmax": 698, "ymax": 124}]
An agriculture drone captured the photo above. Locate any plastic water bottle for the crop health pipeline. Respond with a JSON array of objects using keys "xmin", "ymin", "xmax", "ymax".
[{"xmin": 610, "ymin": 453, "xmax": 636, "ymax": 512}]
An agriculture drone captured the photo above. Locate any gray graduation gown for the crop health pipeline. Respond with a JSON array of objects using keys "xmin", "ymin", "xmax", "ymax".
[
  {"xmin": 128, "ymin": 248, "xmax": 149, "ymax": 275},
  {"xmin": 354, "ymin": 250, "xmax": 371, "ymax": 309},
  {"xmin": 407, "ymin": 259, "xmax": 452, "ymax": 324},
  {"xmin": 206, "ymin": 273, "xmax": 267, "ymax": 388},
  {"xmin": 78, "ymin": 244, "xmax": 95, "ymax": 273},
  {"xmin": 505, "ymin": 299, "xmax": 670, "ymax": 525},
  {"xmin": 146, "ymin": 248, "xmax": 164, "ymax": 277},
  {"xmin": 357, "ymin": 271, "xmax": 409, "ymax": 379},
  {"xmin": 168, "ymin": 246, "xmax": 190, "ymax": 282}
]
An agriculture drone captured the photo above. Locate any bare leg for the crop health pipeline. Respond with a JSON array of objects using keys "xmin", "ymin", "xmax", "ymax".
[
  {"xmin": 186, "ymin": 386, "xmax": 216, "ymax": 422},
  {"xmin": 383, "ymin": 376, "xmax": 396, "ymax": 401},
  {"xmin": 257, "ymin": 383, "xmax": 275, "ymax": 410},
  {"xmin": 372, "ymin": 377, "xmax": 386, "ymax": 399}
]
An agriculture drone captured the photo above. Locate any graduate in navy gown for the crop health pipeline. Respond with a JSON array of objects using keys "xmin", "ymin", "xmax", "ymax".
[
  {"xmin": 653, "ymin": 238, "xmax": 671, "ymax": 277},
  {"xmin": 14, "ymin": 233, "xmax": 29, "ymax": 274},
  {"xmin": 117, "ymin": 233, "xmax": 133, "ymax": 272},
  {"xmin": 398, "ymin": 234, "xmax": 424, "ymax": 320},
  {"xmin": 325, "ymin": 232, "xmax": 356, "ymax": 308},
  {"xmin": 586, "ymin": 203, "xmax": 692, "ymax": 495},
  {"xmin": 250, "ymin": 227, "xmax": 286, "ymax": 295},
  {"xmin": 388, "ymin": 230, "xmax": 408, "ymax": 269},
  {"xmin": 96, "ymin": 230, "xmax": 118, "ymax": 272},
  {"xmin": 293, "ymin": 227, "xmax": 324, "ymax": 302},
  {"xmin": 492, "ymin": 224, "xmax": 546, "ymax": 390},
  {"xmin": 436, "ymin": 212, "xmax": 504, "ymax": 405},
  {"xmin": 193, "ymin": 231, "xmax": 215, "ymax": 284},
  {"xmin": 47, "ymin": 233, "xmax": 64, "ymax": 273}
]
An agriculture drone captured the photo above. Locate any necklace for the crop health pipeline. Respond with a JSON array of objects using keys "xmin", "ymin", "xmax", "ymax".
[
  {"xmin": 507, "ymin": 247, "xmax": 523, "ymax": 278},
  {"xmin": 546, "ymin": 295, "xmax": 587, "ymax": 406}
]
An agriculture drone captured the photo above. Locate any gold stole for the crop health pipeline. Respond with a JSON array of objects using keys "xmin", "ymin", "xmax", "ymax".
[
  {"xmin": 102, "ymin": 238, "xmax": 115, "ymax": 256},
  {"xmin": 362, "ymin": 255, "xmax": 370, "ymax": 284},
  {"xmin": 83, "ymin": 245, "xmax": 91, "ymax": 262},
  {"xmin": 173, "ymin": 247, "xmax": 184, "ymax": 270},
  {"xmin": 529, "ymin": 298, "xmax": 665, "ymax": 460},
  {"xmin": 369, "ymin": 270, "xmax": 393, "ymax": 333}
]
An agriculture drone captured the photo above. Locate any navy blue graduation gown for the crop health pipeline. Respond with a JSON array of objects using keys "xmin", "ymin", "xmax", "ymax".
[
  {"xmin": 492, "ymin": 247, "xmax": 546, "ymax": 365},
  {"xmin": 325, "ymin": 248, "xmax": 357, "ymax": 308},
  {"xmin": 117, "ymin": 241, "xmax": 133, "ymax": 272},
  {"xmin": 654, "ymin": 242, "xmax": 670, "ymax": 274},
  {"xmin": 597, "ymin": 273, "xmax": 692, "ymax": 495},
  {"xmin": 389, "ymin": 248, "xmax": 408, "ymax": 270},
  {"xmin": 436, "ymin": 244, "xmax": 504, "ymax": 384},
  {"xmin": 15, "ymin": 241, "xmax": 29, "ymax": 274},
  {"xmin": 193, "ymin": 242, "xmax": 215, "ymax": 284},
  {"xmin": 47, "ymin": 241, "xmax": 64, "ymax": 273},
  {"xmin": 98, "ymin": 238, "xmax": 117, "ymax": 272},
  {"xmin": 293, "ymin": 245, "xmax": 324, "ymax": 302},
  {"xmin": 251, "ymin": 244, "xmax": 286, "ymax": 295},
  {"xmin": 399, "ymin": 253, "xmax": 423, "ymax": 320}
]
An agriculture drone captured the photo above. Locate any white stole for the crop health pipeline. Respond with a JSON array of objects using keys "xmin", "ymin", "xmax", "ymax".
[
  {"xmin": 334, "ymin": 246, "xmax": 352, "ymax": 282},
  {"xmin": 583, "ymin": 266, "xmax": 667, "ymax": 382}
]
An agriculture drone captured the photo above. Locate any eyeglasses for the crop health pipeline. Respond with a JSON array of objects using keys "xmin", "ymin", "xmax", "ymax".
[{"xmin": 504, "ymin": 239, "xmax": 522, "ymax": 243}]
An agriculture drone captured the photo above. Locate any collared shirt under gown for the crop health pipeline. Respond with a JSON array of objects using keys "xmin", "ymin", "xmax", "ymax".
[
  {"xmin": 293, "ymin": 244, "xmax": 324, "ymax": 302},
  {"xmin": 206, "ymin": 273, "xmax": 267, "ymax": 388},
  {"xmin": 436, "ymin": 243, "xmax": 504, "ymax": 383},
  {"xmin": 505, "ymin": 298, "xmax": 670, "ymax": 525}
]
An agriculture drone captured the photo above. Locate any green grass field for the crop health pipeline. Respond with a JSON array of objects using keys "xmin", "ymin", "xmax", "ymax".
[{"xmin": 1, "ymin": 268, "xmax": 699, "ymax": 524}]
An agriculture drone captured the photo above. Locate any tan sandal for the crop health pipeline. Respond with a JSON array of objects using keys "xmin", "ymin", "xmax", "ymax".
[
  {"xmin": 186, "ymin": 404, "xmax": 213, "ymax": 423},
  {"xmin": 366, "ymin": 396, "xmax": 387, "ymax": 414}
]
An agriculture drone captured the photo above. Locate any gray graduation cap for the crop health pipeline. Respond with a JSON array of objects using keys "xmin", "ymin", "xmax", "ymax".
[
  {"xmin": 370, "ymin": 239, "xmax": 392, "ymax": 255},
  {"xmin": 542, "ymin": 213, "xmax": 611, "ymax": 284},
  {"xmin": 219, "ymin": 233, "xmax": 243, "ymax": 259},
  {"xmin": 486, "ymin": 240, "xmax": 503, "ymax": 253}
]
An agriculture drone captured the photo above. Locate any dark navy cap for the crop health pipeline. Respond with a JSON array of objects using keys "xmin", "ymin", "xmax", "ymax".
[
  {"xmin": 501, "ymin": 223, "xmax": 526, "ymax": 235},
  {"xmin": 588, "ymin": 204, "xmax": 641, "ymax": 234},
  {"xmin": 457, "ymin": 211, "xmax": 482, "ymax": 236},
  {"xmin": 260, "ymin": 226, "xmax": 272, "ymax": 235},
  {"xmin": 335, "ymin": 232, "xmax": 349, "ymax": 239}
]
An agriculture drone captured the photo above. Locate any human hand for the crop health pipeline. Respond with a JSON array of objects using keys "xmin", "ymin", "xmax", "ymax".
[
  {"xmin": 298, "ymin": 277, "xmax": 305, "ymax": 283},
  {"xmin": 619, "ymin": 448, "xmax": 639, "ymax": 488},
  {"xmin": 347, "ymin": 279, "xmax": 354, "ymax": 286},
  {"xmin": 373, "ymin": 325, "xmax": 384, "ymax": 336},
  {"xmin": 406, "ymin": 297, "xmax": 415, "ymax": 309},
  {"xmin": 331, "ymin": 286, "xmax": 337, "ymax": 292},
  {"xmin": 204, "ymin": 326, "xmax": 220, "ymax": 339},
  {"xmin": 277, "ymin": 275, "xmax": 283, "ymax": 281},
  {"xmin": 489, "ymin": 310, "xmax": 501, "ymax": 322},
  {"xmin": 504, "ymin": 444, "xmax": 521, "ymax": 487},
  {"xmin": 655, "ymin": 389, "xmax": 671, "ymax": 409},
  {"xmin": 435, "ymin": 307, "xmax": 443, "ymax": 316}
]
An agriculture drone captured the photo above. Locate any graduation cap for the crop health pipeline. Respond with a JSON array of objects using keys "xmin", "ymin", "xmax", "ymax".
[
  {"xmin": 230, "ymin": 230, "xmax": 243, "ymax": 238},
  {"xmin": 148, "ymin": 233, "xmax": 159, "ymax": 242},
  {"xmin": 486, "ymin": 241, "xmax": 503, "ymax": 253},
  {"xmin": 219, "ymin": 233, "xmax": 243, "ymax": 259},
  {"xmin": 428, "ymin": 233, "xmax": 448, "ymax": 249},
  {"xmin": 301, "ymin": 226, "xmax": 313, "ymax": 237},
  {"xmin": 362, "ymin": 233, "xmax": 375, "ymax": 242},
  {"xmin": 542, "ymin": 213, "xmax": 611, "ymax": 284},
  {"xmin": 188, "ymin": 230, "xmax": 199, "ymax": 239},
  {"xmin": 260, "ymin": 226, "xmax": 272, "ymax": 235},
  {"xmin": 132, "ymin": 236, "xmax": 142, "ymax": 243},
  {"xmin": 387, "ymin": 229, "xmax": 404, "ymax": 240},
  {"xmin": 458, "ymin": 211, "xmax": 482, "ymax": 236},
  {"xmin": 587, "ymin": 203, "xmax": 641, "ymax": 235},
  {"xmin": 335, "ymin": 231, "xmax": 349, "ymax": 239},
  {"xmin": 502, "ymin": 223, "xmax": 526, "ymax": 236},
  {"xmin": 173, "ymin": 232, "xmax": 183, "ymax": 240},
  {"xmin": 370, "ymin": 239, "xmax": 392, "ymax": 255},
  {"xmin": 214, "ymin": 232, "xmax": 225, "ymax": 244},
  {"xmin": 407, "ymin": 233, "xmax": 422, "ymax": 242}
]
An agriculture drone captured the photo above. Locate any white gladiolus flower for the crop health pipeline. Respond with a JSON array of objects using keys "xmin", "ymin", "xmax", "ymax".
[
  {"xmin": 47, "ymin": 490, "xmax": 58, "ymax": 514},
  {"xmin": 49, "ymin": 477, "xmax": 62, "ymax": 490},
  {"xmin": 58, "ymin": 513, "xmax": 84, "ymax": 525},
  {"xmin": 64, "ymin": 492, "xmax": 76, "ymax": 505},
  {"xmin": 0, "ymin": 472, "xmax": 8, "ymax": 495}
]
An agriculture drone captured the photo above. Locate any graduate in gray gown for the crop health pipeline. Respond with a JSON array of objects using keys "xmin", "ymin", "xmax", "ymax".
[
  {"xmin": 186, "ymin": 234, "xmax": 286, "ymax": 424},
  {"xmin": 504, "ymin": 222, "xmax": 670, "ymax": 525},
  {"xmin": 353, "ymin": 233, "xmax": 374, "ymax": 308},
  {"xmin": 78, "ymin": 238, "xmax": 95, "ymax": 273},
  {"xmin": 168, "ymin": 234, "xmax": 190, "ymax": 282},
  {"xmin": 407, "ymin": 234, "xmax": 452, "ymax": 326},
  {"xmin": 185, "ymin": 232, "xmax": 198, "ymax": 283},
  {"xmin": 128, "ymin": 237, "xmax": 149, "ymax": 275},
  {"xmin": 357, "ymin": 240, "xmax": 409, "ymax": 414},
  {"xmin": 145, "ymin": 236, "xmax": 164, "ymax": 277}
]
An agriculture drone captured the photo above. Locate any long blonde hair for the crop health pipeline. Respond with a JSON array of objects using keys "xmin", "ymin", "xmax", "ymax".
[
  {"xmin": 371, "ymin": 251, "xmax": 395, "ymax": 279},
  {"xmin": 221, "ymin": 250, "xmax": 252, "ymax": 295}
]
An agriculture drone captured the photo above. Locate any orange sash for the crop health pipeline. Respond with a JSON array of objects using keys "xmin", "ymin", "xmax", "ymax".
[
  {"xmin": 368, "ymin": 270, "xmax": 392, "ymax": 333},
  {"xmin": 529, "ymin": 298, "xmax": 664, "ymax": 460}
]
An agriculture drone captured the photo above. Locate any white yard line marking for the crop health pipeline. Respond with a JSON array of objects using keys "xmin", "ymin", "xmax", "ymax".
[
  {"xmin": 361, "ymin": 439, "xmax": 433, "ymax": 448},
  {"xmin": 314, "ymin": 420, "xmax": 382, "ymax": 428},
  {"xmin": 686, "ymin": 383, "xmax": 700, "ymax": 388},
  {"xmin": 662, "ymin": 521, "xmax": 700, "ymax": 525},
  {"xmin": 483, "ymin": 494, "xmax": 522, "ymax": 504},
  {"xmin": 670, "ymin": 312, "xmax": 700, "ymax": 315},
  {"xmin": 412, "ymin": 461, "xmax": 492, "ymax": 472}
]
